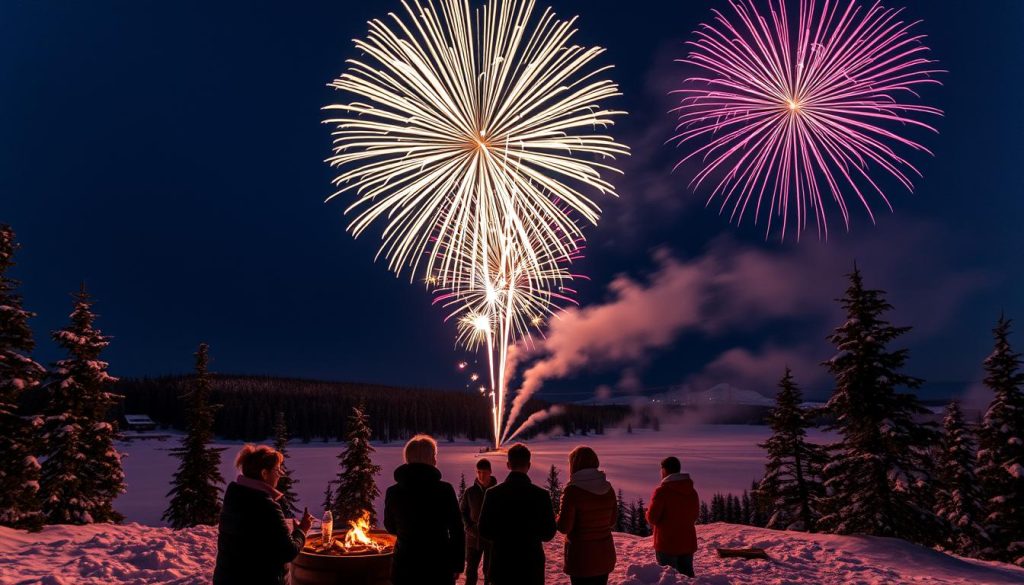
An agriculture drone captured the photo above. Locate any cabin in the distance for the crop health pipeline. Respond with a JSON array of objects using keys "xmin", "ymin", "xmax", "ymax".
[{"xmin": 122, "ymin": 414, "xmax": 157, "ymax": 432}]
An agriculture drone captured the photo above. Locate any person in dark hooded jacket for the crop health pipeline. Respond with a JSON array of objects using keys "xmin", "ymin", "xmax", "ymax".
[
  {"xmin": 460, "ymin": 458, "xmax": 498, "ymax": 585},
  {"xmin": 646, "ymin": 456, "xmax": 699, "ymax": 578},
  {"xmin": 478, "ymin": 443, "xmax": 556, "ymax": 585},
  {"xmin": 213, "ymin": 444, "xmax": 314, "ymax": 585},
  {"xmin": 384, "ymin": 434, "xmax": 465, "ymax": 585}
]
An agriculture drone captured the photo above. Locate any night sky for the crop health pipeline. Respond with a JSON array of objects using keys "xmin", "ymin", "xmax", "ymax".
[{"xmin": 2, "ymin": 1, "xmax": 1022, "ymax": 402}]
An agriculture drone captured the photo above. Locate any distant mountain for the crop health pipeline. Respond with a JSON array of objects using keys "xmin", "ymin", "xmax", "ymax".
[
  {"xmin": 655, "ymin": 383, "xmax": 776, "ymax": 407},
  {"xmin": 578, "ymin": 383, "xmax": 777, "ymax": 407},
  {"xmin": 579, "ymin": 379, "xmax": 969, "ymax": 409}
]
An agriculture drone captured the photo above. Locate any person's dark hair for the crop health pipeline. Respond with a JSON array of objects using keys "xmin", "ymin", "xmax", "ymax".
[
  {"xmin": 660, "ymin": 456, "xmax": 681, "ymax": 474},
  {"xmin": 568, "ymin": 445, "xmax": 600, "ymax": 476},
  {"xmin": 476, "ymin": 458, "xmax": 492, "ymax": 471},
  {"xmin": 235, "ymin": 444, "xmax": 284, "ymax": 479},
  {"xmin": 506, "ymin": 443, "xmax": 531, "ymax": 469}
]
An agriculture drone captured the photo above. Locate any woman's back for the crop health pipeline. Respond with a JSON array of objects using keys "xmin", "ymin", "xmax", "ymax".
[
  {"xmin": 213, "ymin": 481, "xmax": 304, "ymax": 585},
  {"xmin": 557, "ymin": 465, "xmax": 617, "ymax": 579}
]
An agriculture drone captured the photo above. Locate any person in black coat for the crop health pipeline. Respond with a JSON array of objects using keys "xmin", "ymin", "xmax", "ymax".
[
  {"xmin": 384, "ymin": 434, "xmax": 465, "ymax": 585},
  {"xmin": 213, "ymin": 444, "xmax": 314, "ymax": 585},
  {"xmin": 460, "ymin": 457, "xmax": 498, "ymax": 585},
  {"xmin": 478, "ymin": 443, "xmax": 557, "ymax": 585}
]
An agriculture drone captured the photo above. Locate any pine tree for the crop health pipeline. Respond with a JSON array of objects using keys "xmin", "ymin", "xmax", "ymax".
[
  {"xmin": 740, "ymin": 490, "xmax": 751, "ymax": 526},
  {"xmin": 0, "ymin": 226, "xmax": 46, "ymax": 530},
  {"xmin": 759, "ymin": 367, "xmax": 825, "ymax": 532},
  {"xmin": 163, "ymin": 343, "xmax": 225, "ymax": 528},
  {"xmin": 725, "ymin": 494, "xmax": 739, "ymax": 523},
  {"xmin": 698, "ymin": 501, "xmax": 710, "ymax": 524},
  {"xmin": 627, "ymin": 500, "xmax": 639, "ymax": 534},
  {"xmin": 818, "ymin": 266, "xmax": 940, "ymax": 544},
  {"xmin": 976, "ymin": 315, "xmax": 1024, "ymax": 565},
  {"xmin": 710, "ymin": 493, "xmax": 726, "ymax": 522},
  {"xmin": 39, "ymin": 285, "xmax": 125, "ymax": 524},
  {"xmin": 273, "ymin": 411, "xmax": 300, "ymax": 515},
  {"xmin": 633, "ymin": 498, "xmax": 650, "ymax": 536},
  {"xmin": 546, "ymin": 465, "xmax": 563, "ymax": 516},
  {"xmin": 458, "ymin": 473, "xmax": 467, "ymax": 501},
  {"xmin": 614, "ymin": 489, "xmax": 628, "ymax": 532},
  {"xmin": 332, "ymin": 405, "xmax": 381, "ymax": 526},
  {"xmin": 935, "ymin": 401, "xmax": 989, "ymax": 557},
  {"xmin": 750, "ymin": 479, "xmax": 769, "ymax": 527}
]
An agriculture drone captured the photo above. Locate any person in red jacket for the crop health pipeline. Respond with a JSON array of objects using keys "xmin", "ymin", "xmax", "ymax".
[{"xmin": 645, "ymin": 456, "xmax": 699, "ymax": 578}]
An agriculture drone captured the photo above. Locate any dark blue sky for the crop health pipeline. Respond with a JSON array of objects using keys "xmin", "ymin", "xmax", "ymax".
[{"xmin": 2, "ymin": 1, "xmax": 1022, "ymax": 401}]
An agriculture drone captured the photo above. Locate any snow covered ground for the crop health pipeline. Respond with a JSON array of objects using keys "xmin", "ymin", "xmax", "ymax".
[
  {"xmin": 116, "ymin": 423, "xmax": 808, "ymax": 526},
  {"xmin": 4, "ymin": 521, "xmax": 1024, "ymax": 585}
]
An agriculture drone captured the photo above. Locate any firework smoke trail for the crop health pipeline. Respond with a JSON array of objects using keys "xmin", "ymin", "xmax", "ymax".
[
  {"xmin": 324, "ymin": 0, "xmax": 626, "ymax": 448},
  {"xmin": 673, "ymin": 0, "xmax": 943, "ymax": 239},
  {"xmin": 505, "ymin": 405, "xmax": 566, "ymax": 443}
]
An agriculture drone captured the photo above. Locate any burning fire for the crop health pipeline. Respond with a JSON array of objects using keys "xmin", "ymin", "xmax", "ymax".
[
  {"xmin": 342, "ymin": 511, "xmax": 386, "ymax": 553},
  {"xmin": 309, "ymin": 510, "xmax": 394, "ymax": 556}
]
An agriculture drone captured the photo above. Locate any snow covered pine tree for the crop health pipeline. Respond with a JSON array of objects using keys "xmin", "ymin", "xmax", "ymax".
[
  {"xmin": 818, "ymin": 266, "xmax": 940, "ymax": 545},
  {"xmin": 0, "ymin": 225, "xmax": 46, "ymax": 530},
  {"xmin": 976, "ymin": 315, "xmax": 1024, "ymax": 565},
  {"xmin": 163, "ymin": 343, "xmax": 225, "ymax": 528},
  {"xmin": 39, "ymin": 285, "xmax": 125, "ymax": 524},
  {"xmin": 332, "ymin": 404, "xmax": 381, "ymax": 526},
  {"xmin": 758, "ymin": 367, "xmax": 825, "ymax": 532},
  {"xmin": 935, "ymin": 400, "xmax": 990, "ymax": 557}
]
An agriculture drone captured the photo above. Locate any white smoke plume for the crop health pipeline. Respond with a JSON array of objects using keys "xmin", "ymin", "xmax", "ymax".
[
  {"xmin": 503, "ymin": 227, "xmax": 988, "ymax": 410},
  {"xmin": 505, "ymin": 405, "xmax": 566, "ymax": 443}
]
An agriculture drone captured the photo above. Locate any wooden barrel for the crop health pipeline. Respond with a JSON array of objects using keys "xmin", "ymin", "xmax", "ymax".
[{"xmin": 290, "ymin": 533, "xmax": 396, "ymax": 585}]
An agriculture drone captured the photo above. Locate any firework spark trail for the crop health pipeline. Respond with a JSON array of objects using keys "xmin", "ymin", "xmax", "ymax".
[
  {"xmin": 324, "ymin": 0, "xmax": 626, "ymax": 448},
  {"xmin": 434, "ymin": 229, "xmax": 578, "ymax": 443},
  {"xmin": 434, "ymin": 231, "xmax": 576, "ymax": 352},
  {"xmin": 673, "ymin": 0, "xmax": 943, "ymax": 240}
]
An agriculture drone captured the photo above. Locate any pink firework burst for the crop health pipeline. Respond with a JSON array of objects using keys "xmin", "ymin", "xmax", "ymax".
[{"xmin": 673, "ymin": 0, "xmax": 944, "ymax": 239}]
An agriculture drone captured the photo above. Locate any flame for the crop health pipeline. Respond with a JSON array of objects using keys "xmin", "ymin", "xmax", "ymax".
[{"xmin": 341, "ymin": 511, "xmax": 386, "ymax": 553}]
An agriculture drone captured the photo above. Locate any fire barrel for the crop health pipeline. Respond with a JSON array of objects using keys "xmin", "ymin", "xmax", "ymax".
[{"xmin": 290, "ymin": 532, "xmax": 396, "ymax": 585}]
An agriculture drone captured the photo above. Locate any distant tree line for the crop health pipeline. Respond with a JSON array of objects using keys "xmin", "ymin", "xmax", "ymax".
[
  {"xmin": 114, "ymin": 375, "xmax": 629, "ymax": 444},
  {"xmin": 696, "ymin": 482, "xmax": 770, "ymax": 527}
]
